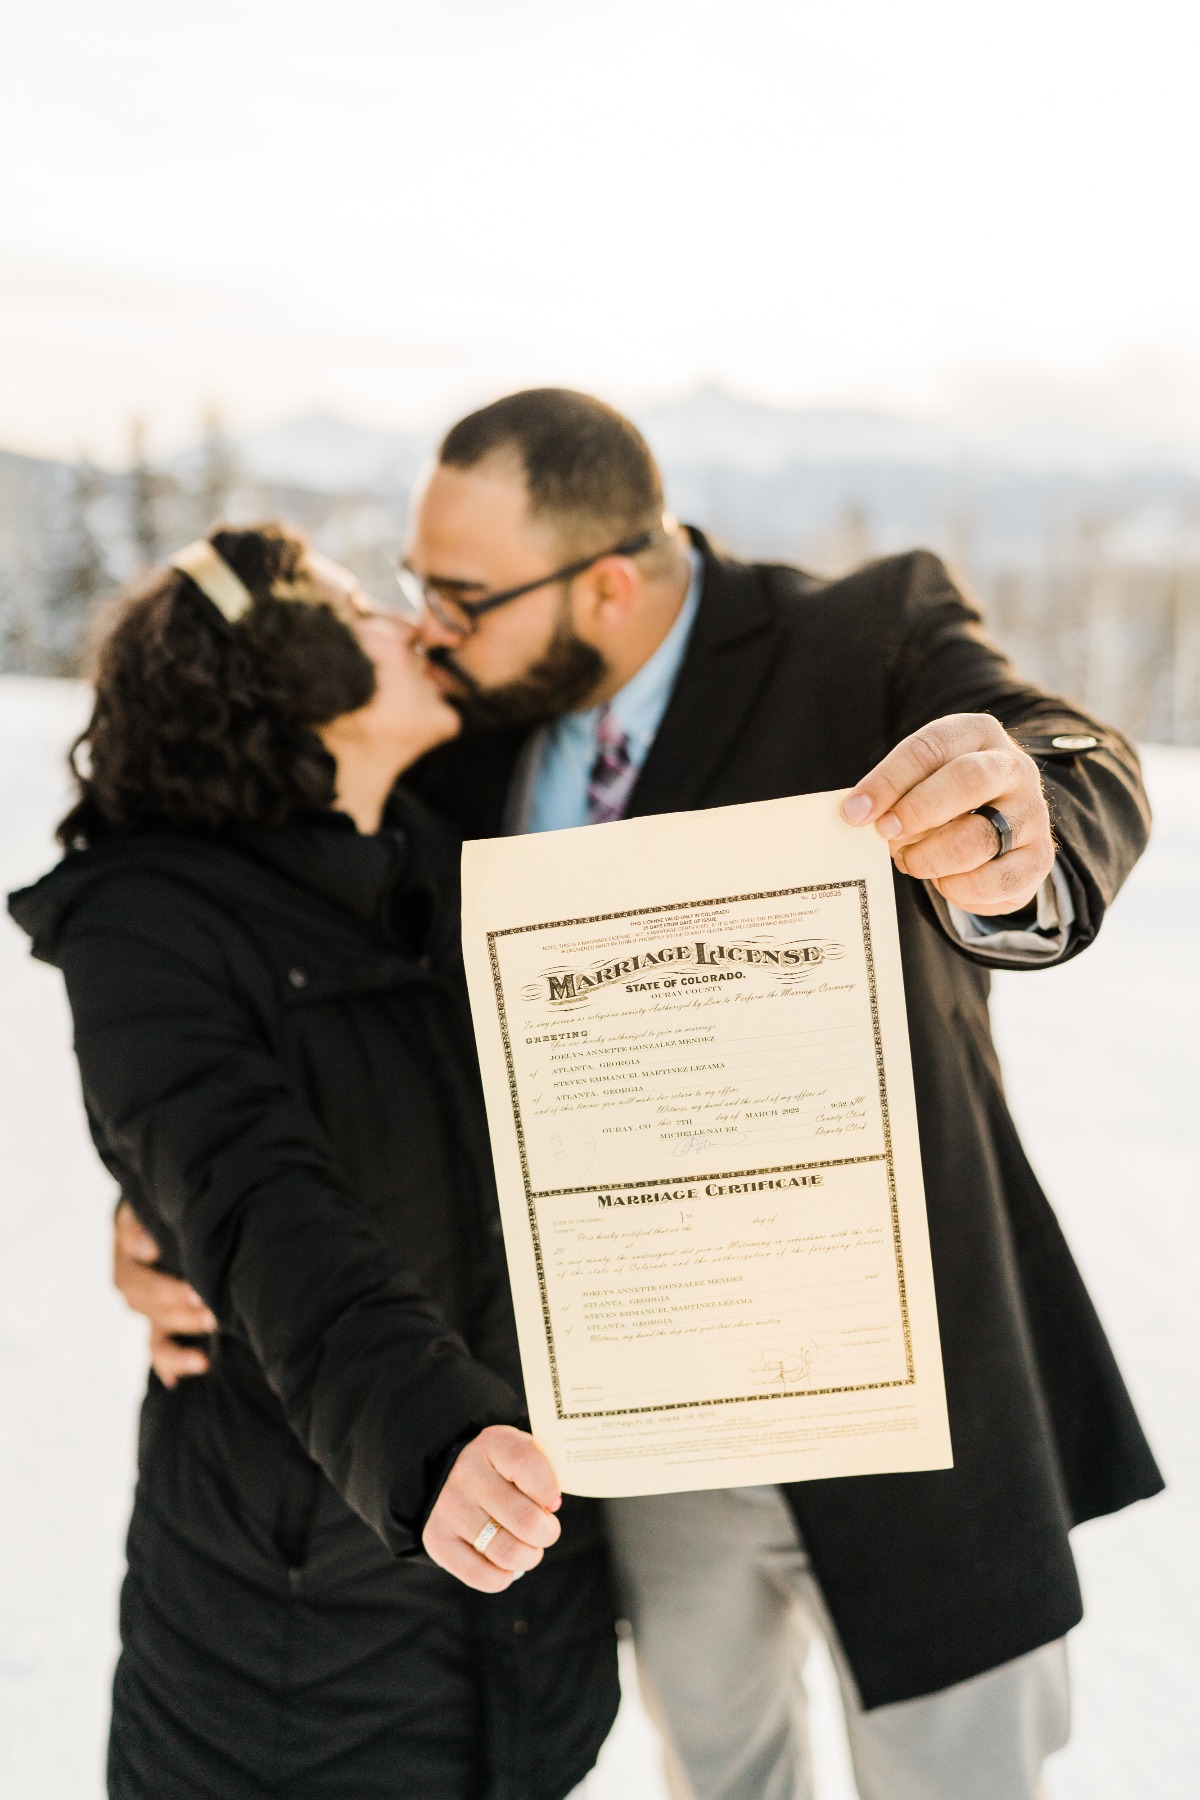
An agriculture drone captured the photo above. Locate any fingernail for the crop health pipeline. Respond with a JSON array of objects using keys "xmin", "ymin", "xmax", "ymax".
[
  {"xmin": 185, "ymin": 1288, "xmax": 205, "ymax": 1307},
  {"xmin": 877, "ymin": 813, "xmax": 902, "ymax": 839},
  {"xmin": 841, "ymin": 793, "xmax": 872, "ymax": 823}
]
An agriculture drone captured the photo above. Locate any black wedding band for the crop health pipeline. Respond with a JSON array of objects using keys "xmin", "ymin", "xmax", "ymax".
[{"xmin": 972, "ymin": 805, "xmax": 1013, "ymax": 859}]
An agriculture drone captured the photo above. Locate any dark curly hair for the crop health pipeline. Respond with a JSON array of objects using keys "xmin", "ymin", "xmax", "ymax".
[{"xmin": 59, "ymin": 523, "xmax": 377, "ymax": 847}]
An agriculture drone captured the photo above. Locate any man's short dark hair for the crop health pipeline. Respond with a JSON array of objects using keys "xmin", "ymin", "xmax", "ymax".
[{"xmin": 438, "ymin": 388, "xmax": 664, "ymax": 550}]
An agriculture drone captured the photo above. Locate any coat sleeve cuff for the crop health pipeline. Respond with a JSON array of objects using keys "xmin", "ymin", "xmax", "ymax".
[
  {"xmin": 924, "ymin": 857, "xmax": 1077, "ymax": 967},
  {"xmin": 400, "ymin": 1427, "xmax": 500, "ymax": 1559},
  {"xmin": 370, "ymin": 1350, "xmax": 527, "ymax": 1557}
]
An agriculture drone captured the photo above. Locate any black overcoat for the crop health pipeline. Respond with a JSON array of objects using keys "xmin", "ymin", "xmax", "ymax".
[
  {"xmin": 406, "ymin": 531, "xmax": 1164, "ymax": 1710},
  {"xmin": 9, "ymin": 798, "xmax": 619, "ymax": 1799}
]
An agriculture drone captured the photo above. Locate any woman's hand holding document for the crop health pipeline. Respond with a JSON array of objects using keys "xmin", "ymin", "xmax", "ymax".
[{"xmin": 461, "ymin": 790, "xmax": 952, "ymax": 1497}]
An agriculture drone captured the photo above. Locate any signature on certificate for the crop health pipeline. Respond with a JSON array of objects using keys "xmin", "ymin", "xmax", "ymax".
[
  {"xmin": 744, "ymin": 1346, "xmax": 831, "ymax": 1382},
  {"xmin": 751, "ymin": 1347, "xmax": 815, "ymax": 1386}
]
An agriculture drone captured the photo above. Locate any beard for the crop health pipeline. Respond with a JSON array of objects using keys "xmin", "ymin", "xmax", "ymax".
[{"xmin": 425, "ymin": 612, "xmax": 606, "ymax": 733}]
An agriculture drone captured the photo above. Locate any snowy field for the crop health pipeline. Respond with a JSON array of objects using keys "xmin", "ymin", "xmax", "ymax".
[{"xmin": 1, "ymin": 674, "xmax": 1196, "ymax": 1800}]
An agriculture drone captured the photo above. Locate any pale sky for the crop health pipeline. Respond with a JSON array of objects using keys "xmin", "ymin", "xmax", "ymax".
[{"xmin": 2, "ymin": 0, "xmax": 1199, "ymax": 463}]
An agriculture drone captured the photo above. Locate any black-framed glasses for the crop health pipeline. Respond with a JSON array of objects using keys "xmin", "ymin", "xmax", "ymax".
[{"xmin": 391, "ymin": 526, "xmax": 664, "ymax": 637}]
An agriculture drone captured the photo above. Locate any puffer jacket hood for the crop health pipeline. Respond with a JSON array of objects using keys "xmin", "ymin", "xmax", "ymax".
[{"xmin": 9, "ymin": 790, "xmax": 452, "ymax": 971}]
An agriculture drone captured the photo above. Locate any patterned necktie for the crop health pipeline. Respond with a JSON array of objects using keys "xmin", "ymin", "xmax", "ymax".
[{"xmin": 586, "ymin": 707, "xmax": 638, "ymax": 825}]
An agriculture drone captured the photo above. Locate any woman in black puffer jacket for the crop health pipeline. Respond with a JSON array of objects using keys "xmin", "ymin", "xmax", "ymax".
[{"xmin": 8, "ymin": 525, "xmax": 619, "ymax": 1800}]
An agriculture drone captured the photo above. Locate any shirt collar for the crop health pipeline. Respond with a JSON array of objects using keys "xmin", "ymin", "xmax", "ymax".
[{"xmin": 553, "ymin": 545, "xmax": 703, "ymax": 761}]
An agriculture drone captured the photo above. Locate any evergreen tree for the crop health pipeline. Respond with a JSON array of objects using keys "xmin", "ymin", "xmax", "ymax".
[
  {"xmin": 197, "ymin": 406, "xmax": 238, "ymax": 530},
  {"xmin": 41, "ymin": 459, "xmax": 108, "ymax": 675},
  {"xmin": 129, "ymin": 417, "xmax": 163, "ymax": 569}
]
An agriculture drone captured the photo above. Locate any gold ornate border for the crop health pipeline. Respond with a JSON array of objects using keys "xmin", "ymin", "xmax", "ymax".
[{"xmin": 486, "ymin": 879, "xmax": 912, "ymax": 1420}]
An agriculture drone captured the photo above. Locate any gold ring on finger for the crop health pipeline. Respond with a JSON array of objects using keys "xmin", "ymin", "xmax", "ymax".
[{"xmin": 472, "ymin": 1518, "xmax": 502, "ymax": 1555}]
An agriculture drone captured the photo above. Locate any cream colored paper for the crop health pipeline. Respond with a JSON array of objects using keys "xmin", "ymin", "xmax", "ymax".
[{"xmin": 461, "ymin": 791, "xmax": 952, "ymax": 1497}]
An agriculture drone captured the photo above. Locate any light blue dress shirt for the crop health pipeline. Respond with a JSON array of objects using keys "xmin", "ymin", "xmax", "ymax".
[{"xmin": 519, "ymin": 548, "xmax": 703, "ymax": 835}]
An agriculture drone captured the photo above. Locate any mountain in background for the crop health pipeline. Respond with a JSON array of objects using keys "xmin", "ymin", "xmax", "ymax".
[
  {"xmin": 207, "ymin": 385, "xmax": 1200, "ymax": 577},
  {"xmin": 637, "ymin": 385, "xmax": 965, "ymax": 473},
  {"xmin": 3, "ymin": 386, "xmax": 1199, "ymax": 744},
  {"xmin": 222, "ymin": 382, "xmax": 1200, "ymax": 490},
  {"xmin": 188, "ymin": 411, "xmax": 431, "ymax": 498},
  {"xmin": 217, "ymin": 387, "xmax": 980, "ymax": 496}
]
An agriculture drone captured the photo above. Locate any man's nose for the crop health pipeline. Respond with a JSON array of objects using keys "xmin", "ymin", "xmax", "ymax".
[{"xmin": 413, "ymin": 612, "xmax": 462, "ymax": 653}]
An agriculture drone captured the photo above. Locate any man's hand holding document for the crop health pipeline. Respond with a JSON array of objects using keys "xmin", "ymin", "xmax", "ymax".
[{"xmin": 461, "ymin": 790, "xmax": 952, "ymax": 1497}]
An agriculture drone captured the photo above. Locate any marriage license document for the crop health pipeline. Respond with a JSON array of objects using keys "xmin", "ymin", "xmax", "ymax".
[{"xmin": 461, "ymin": 792, "xmax": 952, "ymax": 1497}]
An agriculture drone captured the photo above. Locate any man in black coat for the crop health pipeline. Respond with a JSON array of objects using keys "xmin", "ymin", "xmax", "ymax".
[{"xmin": 120, "ymin": 389, "xmax": 1162, "ymax": 1798}]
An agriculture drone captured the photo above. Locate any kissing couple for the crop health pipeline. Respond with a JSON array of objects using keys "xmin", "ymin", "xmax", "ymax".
[{"xmin": 11, "ymin": 388, "xmax": 1160, "ymax": 1799}]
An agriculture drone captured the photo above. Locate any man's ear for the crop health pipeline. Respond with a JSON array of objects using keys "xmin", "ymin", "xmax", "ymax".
[{"xmin": 571, "ymin": 556, "xmax": 641, "ymax": 644}]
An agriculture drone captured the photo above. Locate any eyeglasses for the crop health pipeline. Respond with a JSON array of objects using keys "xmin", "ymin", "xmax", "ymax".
[{"xmin": 391, "ymin": 526, "xmax": 664, "ymax": 638}]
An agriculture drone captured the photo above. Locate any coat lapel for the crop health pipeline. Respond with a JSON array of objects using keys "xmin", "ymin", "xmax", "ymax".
[{"xmin": 625, "ymin": 532, "xmax": 783, "ymax": 818}]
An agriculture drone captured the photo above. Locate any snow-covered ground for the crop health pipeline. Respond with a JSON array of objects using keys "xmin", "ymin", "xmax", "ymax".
[{"xmin": 1, "ymin": 675, "xmax": 1195, "ymax": 1800}]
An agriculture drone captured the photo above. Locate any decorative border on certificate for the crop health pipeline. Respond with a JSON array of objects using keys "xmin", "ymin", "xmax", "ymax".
[{"xmin": 486, "ymin": 880, "xmax": 913, "ymax": 1420}]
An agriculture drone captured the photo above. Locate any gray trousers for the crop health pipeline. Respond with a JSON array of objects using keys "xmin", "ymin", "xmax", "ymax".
[{"xmin": 604, "ymin": 1487, "xmax": 1070, "ymax": 1800}]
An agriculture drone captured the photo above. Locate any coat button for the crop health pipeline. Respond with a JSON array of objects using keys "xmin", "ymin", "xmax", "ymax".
[
  {"xmin": 512, "ymin": 1618, "xmax": 529, "ymax": 1636},
  {"xmin": 418, "ymin": 954, "xmax": 433, "ymax": 971},
  {"xmin": 288, "ymin": 967, "xmax": 309, "ymax": 989},
  {"xmin": 287, "ymin": 1566, "xmax": 303, "ymax": 1592},
  {"xmin": 1050, "ymin": 733, "xmax": 1098, "ymax": 751}
]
